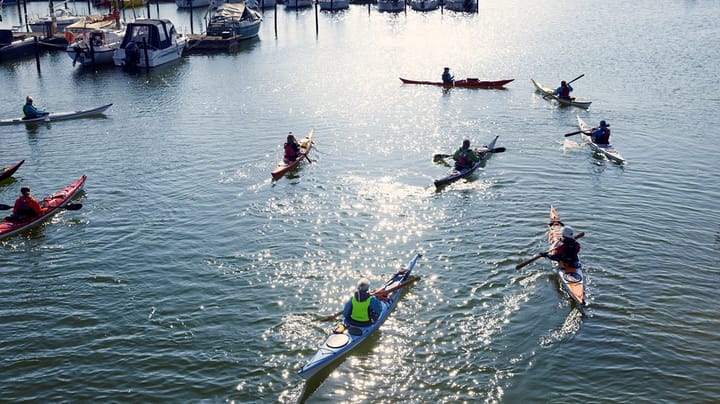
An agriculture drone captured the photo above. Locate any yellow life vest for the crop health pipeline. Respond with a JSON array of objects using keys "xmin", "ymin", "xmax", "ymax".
[{"xmin": 350, "ymin": 295, "xmax": 371, "ymax": 322}]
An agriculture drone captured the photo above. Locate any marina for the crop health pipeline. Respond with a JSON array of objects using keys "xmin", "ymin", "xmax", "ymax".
[{"xmin": 1, "ymin": 0, "xmax": 719, "ymax": 402}]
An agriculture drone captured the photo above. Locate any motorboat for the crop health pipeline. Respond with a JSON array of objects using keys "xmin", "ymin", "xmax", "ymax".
[
  {"xmin": 113, "ymin": 19, "xmax": 187, "ymax": 69},
  {"xmin": 206, "ymin": 3, "xmax": 262, "ymax": 39},
  {"xmin": 0, "ymin": 29, "xmax": 37, "ymax": 62}
]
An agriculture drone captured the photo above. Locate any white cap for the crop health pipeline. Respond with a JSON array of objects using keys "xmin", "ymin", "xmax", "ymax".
[
  {"xmin": 356, "ymin": 278, "xmax": 370, "ymax": 292},
  {"xmin": 562, "ymin": 227, "xmax": 574, "ymax": 238}
]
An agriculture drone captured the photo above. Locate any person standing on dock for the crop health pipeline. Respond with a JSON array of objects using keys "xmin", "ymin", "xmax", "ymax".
[{"xmin": 22, "ymin": 96, "xmax": 47, "ymax": 119}]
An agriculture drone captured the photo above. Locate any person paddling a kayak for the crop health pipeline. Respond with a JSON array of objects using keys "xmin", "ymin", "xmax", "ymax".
[
  {"xmin": 342, "ymin": 278, "xmax": 383, "ymax": 327},
  {"xmin": 22, "ymin": 96, "xmax": 48, "ymax": 119},
  {"xmin": 452, "ymin": 139, "xmax": 482, "ymax": 170},
  {"xmin": 590, "ymin": 120, "xmax": 611, "ymax": 145},
  {"xmin": 441, "ymin": 67, "xmax": 454, "ymax": 84},
  {"xmin": 552, "ymin": 80, "xmax": 574, "ymax": 100},
  {"xmin": 284, "ymin": 132, "xmax": 301, "ymax": 162},
  {"xmin": 541, "ymin": 227, "xmax": 581, "ymax": 272},
  {"xmin": 5, "ymin": 187, "xmax": 47, "ymax": 222}
]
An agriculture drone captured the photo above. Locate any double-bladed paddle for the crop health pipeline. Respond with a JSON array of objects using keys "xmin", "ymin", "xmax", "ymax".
[
  {"xmin": 433, "ymin": 147, "xmax": 506, "ymax": 161},
  {"xmin": 515, "ymin": 231, "xmax": 585, "ymax": 270},
  {"xmin": 317, "ymin": 275, "xmax": 421, "ymax": 321},
  {"xmin": 564, "ymin": 129, "xmax": 593, "ymax": 137},
  {"xmin": 0, "ymin": 203, "xmax": 83, "ymax": 211},
  {"xmin": 566, "ymin": 74, "xmax": 584, "ymax": 85}
]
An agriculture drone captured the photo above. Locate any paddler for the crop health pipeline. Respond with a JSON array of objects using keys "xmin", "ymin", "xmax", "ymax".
[
  {"xmin": 552, "ymin": 80, "xmax": 574, "ymax": 100},
  {"xmin": 22, "ymin": 96, "xmax": 48, "ymax": 119},
  {"xmin": 590, "ymin": 120, "xmax": 611, "ymax": 145},
  {"xmin": 541, "ymin": 227, "xmax": 582, "ymax": 272},
  {"xmin": 452, "ymin": 139, "xmax": 482, "ymax": 170},
  {"xmin": 342, "ymin": 278, "xmax": 383, "ymax": 327},
  {"xmin": 442, "ymin": 67, "xmax": 454, "ymax": 84},
  {"xmin": 284, "ymin": 132, "xmax": 301, "ymax": 162},
  {"xmin": 6, "ymin": 187, "xmax": 47, "ymax": 222}
]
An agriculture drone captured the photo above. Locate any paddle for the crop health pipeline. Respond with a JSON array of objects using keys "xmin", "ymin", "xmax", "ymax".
[
  {"xmin": 318, "ymin": 275, "xmax": 421, "ymax": 321},
  {"xmin": 564, "ymin": 129, "xmax": 593, "ymax": 137},
  {"xmin": 433, "ymin": 147, "xmax": 506, "ymax": 161},
  {"xmin": 515, "ymin": 231, "xmax": 585, "ymax": 270},
  {"xmin": 0, "ymin": 203, "xmax": 83, "ymax": 211},
  {"xmin": 566, "ymin": 74, "xmax": 584, "ymax": 85}
]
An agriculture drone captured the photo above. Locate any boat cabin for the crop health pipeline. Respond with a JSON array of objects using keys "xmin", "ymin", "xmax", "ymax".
[{"xmin": 119, "ymin": 19, "xmax": 180, "ymax": 50}]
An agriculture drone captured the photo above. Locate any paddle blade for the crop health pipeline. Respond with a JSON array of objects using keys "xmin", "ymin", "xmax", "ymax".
[
  {"xmin": 63, "ymin": 203, "xmax": 83, "ymax": 210},
  {"xmin": 489, "ymin": 147, "xmax": 506, "ymax": 153},
  {"xmin": 0, "ymin": 203, "xmax": 12, "ymax": 211},
  {"xmin": 433, "ymin": 154, "xmax": 451, "ymax": 161}
]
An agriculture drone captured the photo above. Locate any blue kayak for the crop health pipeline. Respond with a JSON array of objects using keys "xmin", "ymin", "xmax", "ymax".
[{"xmin": 297, "ymin": 253, "xmax": 422, "ymax": 379}]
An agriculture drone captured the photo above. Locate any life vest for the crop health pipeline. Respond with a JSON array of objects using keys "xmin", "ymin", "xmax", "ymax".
[
  {"xmin": 594, "ymin": 128, "xmax": 610, "ymax": 144},
  {"xmin": 350, "ymin": 294, "xmax": 371, "ymax": 323},
  {"xmin": 557, "ymin": 238, "xmax": 580, "ymax": 265},
  {"xmin": 284, "ymin": 142, "xmax": 299, "ymax": 159},
  {"xmin": 14, "ymin": 196, "xmax": 38, "ymax": 217},
  {"xmin": 558, "ymin": 86, "xmax": 571, "ymax": 99},
  {"xmin": 456, "ymin": 149, "xmax": 471, "ymax": 167}
]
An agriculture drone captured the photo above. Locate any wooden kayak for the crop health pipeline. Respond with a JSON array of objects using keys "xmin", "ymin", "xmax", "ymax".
[
  {"xmin": 0, "ymin": 159, "xmax": 24, "ymax": 182},
  {"xmin": 0, "ymin": 103, "xmax": 112, "ymax": 126},
  {"xmin": 434, "ymin": 136, "xmax": 499, "ymax": 187},
  {"xmin": 271, "ymin": 129, "xmax": 314, "ymax": 180},
  {"xmin": 548, "ymin": 205, "xmax": 586, "ymax": 307},
  {"xmin": 297, "ymin": 253, "xmax": 422, "ymax": 380},
  {"xmin": 577, "ymin": 116, "xmax": 626, "ymax": 165},
  {"xmin": 0, "ymin": 175, "xmax": 86, "ymax": 240},
  {"xmin": 531, "ymin": 79, "xmax": 591, "ymax": 109},
  {"xmin": 400, "ymin": 77, "xmax": 514, "ymax": 89}
]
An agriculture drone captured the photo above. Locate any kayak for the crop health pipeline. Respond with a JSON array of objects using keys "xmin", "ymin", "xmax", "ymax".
[
  {"xmin": 0, "ymin": 159, "xmax": 24, "ymax": 182},
  {"xmin": 0, "ymin": 103, "xmax": 112, "ymax": 126},
  {"xmin": 400, "ymin": 77, "xmax": 514, "ymax": 89},
  {"xmin": 297, "ymin": 253, "xmax": 422, "ymax": 379},
  {"xmin": 271, "ymin": 129, "xmax": 314, "ymax": 180},
  {"xmin": 531, "ymin": 79, "xmax": 592, "ymax": 109},
  {"xmin": 434, "ymin": 135, "xmax": 499, "ymax": 187},
  {"xmin": 548, "ymin": 205, "xmax": 586, "ymax": 307},
  {"xmin": 0, "ymin": 175, "xmax": 86, "ymax": 240},
  {"xmin": 577, "ymin": 116, "xmax": 626, "ymax": 165}
]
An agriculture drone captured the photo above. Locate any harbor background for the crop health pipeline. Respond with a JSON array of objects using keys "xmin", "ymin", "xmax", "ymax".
[{"xmin": 1, "ymin": 0, "xmax": 719, "ymax": 402}]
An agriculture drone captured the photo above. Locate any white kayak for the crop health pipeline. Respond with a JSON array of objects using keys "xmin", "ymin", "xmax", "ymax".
[
  {"xmin": 531, "ymin": 79, "xmax": 592, "ymax": 109},
  {"xmin": 0, "ymin": 103, "xmax": 112, "ymax": 126},
  {"xmin": 577, "ymin": 116, "xmax": 626, "ymax": 165}
]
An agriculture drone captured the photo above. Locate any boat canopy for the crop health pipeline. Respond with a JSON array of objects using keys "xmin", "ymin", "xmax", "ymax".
[{"xmin": 120, "ymin": 19, "xmax": 179, "ymax": 49}]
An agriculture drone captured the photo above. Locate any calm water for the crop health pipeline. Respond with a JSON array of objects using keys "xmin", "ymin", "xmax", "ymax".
[{"xmin": 1, "ymin": 0, "xmax": 719, "ymax": 402}]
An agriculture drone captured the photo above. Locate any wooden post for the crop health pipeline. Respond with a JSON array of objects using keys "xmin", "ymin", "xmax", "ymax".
[
  {"xmin": 34, "ymin": 36, "xmax": 41, "ymax": 72},
  {"xmin": 273, "ymin": 2, "xmax": 277, "ymax": 38},
  {"xmin": 314, "ymin": 1, "xmax": 318, "ymax": 36},
  {"xmin": 189, "ymin": 0, "xmax": 194, "ymax": 35}
]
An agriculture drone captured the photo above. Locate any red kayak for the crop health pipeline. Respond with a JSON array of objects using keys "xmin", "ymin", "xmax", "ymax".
[
  {"xmin": 0, "ymin": 175, "xmax": 86, "ymax": 240},
  {"xmin": 399, "ymin": 77, "xmax": 514, "ymax": 89},
  {"xmin": 0, "ymin": 159, "xmax": 24, "ymax": 182},
  {"xmin": 271, "ymin": 129, "xmax": 314, "ymax": 180}
]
